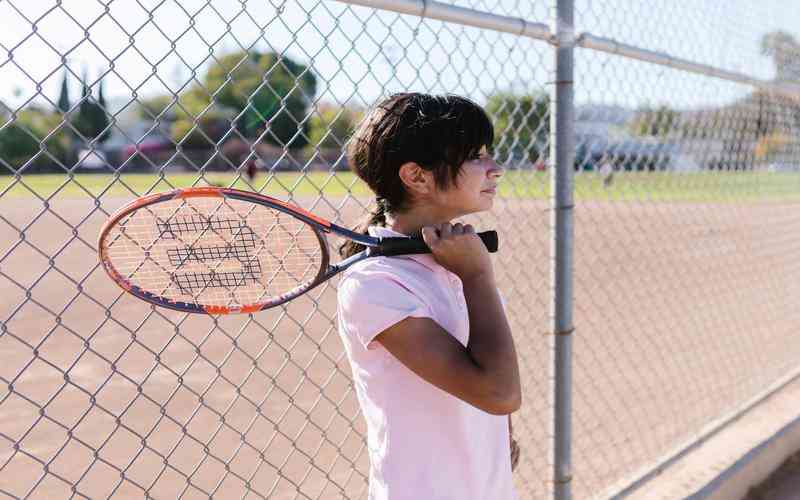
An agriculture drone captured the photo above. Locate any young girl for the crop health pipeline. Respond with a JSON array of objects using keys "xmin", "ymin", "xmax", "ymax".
[{"xmin": 337, "ymin": 93, "xmax": 521, "ymax": 499}]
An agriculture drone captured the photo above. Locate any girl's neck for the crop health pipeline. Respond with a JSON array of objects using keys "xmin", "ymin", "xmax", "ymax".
[{"xmin": 384, "ymin": 205, "xmax": 455, "ymax": 236}]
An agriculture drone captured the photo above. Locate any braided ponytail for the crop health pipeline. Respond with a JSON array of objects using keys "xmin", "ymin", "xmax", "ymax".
[{"xmin": 339, "ymin": 198, "xmax": 389, "ymax": 258}]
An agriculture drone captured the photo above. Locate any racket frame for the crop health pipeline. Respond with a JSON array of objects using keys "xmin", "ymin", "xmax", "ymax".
[
  {"xmin": 99, "ymin": 187, "xmax": 380, "ymax": 314},
  {"xmin": 99, "ymin": 187, "xmax": 494, "ymax": 314}
]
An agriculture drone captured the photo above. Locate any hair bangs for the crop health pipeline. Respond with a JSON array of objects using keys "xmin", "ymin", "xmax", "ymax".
[
  {"xmin": 446, "ymin": 96, "xmax": 495, "ymax": 170},
  {"xmin": 427, "ymin": 95, "xmax": 495, "ymax": 187}
]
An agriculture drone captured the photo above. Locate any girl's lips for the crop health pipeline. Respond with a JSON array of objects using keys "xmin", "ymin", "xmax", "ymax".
[{"xmin": 481, "ymin": 187, "xmax": 497, "ymax": 194}]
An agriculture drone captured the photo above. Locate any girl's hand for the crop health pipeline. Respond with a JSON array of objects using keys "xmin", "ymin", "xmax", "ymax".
[{"xmin": 421, "ymin": 223, "xmax": 494, "ymax": 282}]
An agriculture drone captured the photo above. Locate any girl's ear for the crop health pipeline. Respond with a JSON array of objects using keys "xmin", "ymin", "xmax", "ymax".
[{"xmin": 398, "ymin": 162, "xmax": 434, "ymax": 196}]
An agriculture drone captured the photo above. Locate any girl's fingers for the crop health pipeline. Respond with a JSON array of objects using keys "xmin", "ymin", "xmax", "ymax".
[
  {"xmin": 421, "ymin": 226, "xmax": 440, "ymax": 247},
  {"xmin": 425, "ymin": 222, "xmax": 475, "ymax": 243}
]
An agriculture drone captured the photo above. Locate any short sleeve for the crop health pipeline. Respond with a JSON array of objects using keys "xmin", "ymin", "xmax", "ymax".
[{"xmin": 338, "ymin": 275, "xmax": 433, "ymax": 350}]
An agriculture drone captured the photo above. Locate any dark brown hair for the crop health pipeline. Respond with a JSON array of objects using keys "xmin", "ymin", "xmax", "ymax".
[{"xmin": 339, "ymin": 92, "xmax": 494, "ymax": 258}]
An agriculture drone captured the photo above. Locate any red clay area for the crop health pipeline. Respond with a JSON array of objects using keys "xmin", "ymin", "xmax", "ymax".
[{"xmin": 1, "ymin": 194, "xmax": 799, "ymax": 498}]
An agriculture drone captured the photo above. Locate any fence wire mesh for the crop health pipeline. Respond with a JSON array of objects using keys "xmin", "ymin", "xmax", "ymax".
[
  {"xmin": 1, "ymin": 0, "xmax": 800, "ymax": 499},
  {"xmin": 572, "ymin": 2, "xmax": 800, "ymax": 497},
  {"xmin": 0, "ymin": 0, "xmax": 552, "ymax": 498}
]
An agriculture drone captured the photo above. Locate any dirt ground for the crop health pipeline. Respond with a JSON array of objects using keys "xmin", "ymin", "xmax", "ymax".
[{"xmin": 1, "ymin": 192, "xmax": 800, "ymax": 499}]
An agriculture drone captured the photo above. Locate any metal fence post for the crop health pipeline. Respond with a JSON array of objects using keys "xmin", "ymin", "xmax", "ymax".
[{"xmin": 551, "ymin": 0, "xmax": 575, "ymax": 498}]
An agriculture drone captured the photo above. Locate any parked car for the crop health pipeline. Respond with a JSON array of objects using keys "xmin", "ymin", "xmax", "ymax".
[
  {"xmin": 103, "ymin": 121, "xmax": 175, "ymax": 167},
  {"xmin": 75, "ymin": 148, "xmax": 109, "ymax": 170},
  {"xmin": 120, "ymin": 136, "xmax": 173, "ymax": 161}
]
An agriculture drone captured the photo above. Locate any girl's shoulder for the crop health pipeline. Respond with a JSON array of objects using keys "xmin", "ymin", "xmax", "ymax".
[
  {"xmin": 340, "ymin": 255, "xmax": 430, "ymax": 285},
  {"xmin": 342, "ymin": 257, "xmax": 424, "ymax": 279}
]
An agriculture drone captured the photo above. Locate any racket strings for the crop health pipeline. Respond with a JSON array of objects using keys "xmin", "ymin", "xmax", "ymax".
[
  {"xmin": 104, "ymin": 197, "xmax": 325, "ymax": 308},
  {"xmin": 259, "ymin": 213, "xmax": 321, "ymax": 284},
  {"xmin": 106, "ymin": 213, "xmax": 179, "ymax": 289}
]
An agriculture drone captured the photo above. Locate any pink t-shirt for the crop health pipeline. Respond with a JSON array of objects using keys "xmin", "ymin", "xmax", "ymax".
[{"xmin": 337, "ymin": 226, "xmax": 518, "ymax": 500}]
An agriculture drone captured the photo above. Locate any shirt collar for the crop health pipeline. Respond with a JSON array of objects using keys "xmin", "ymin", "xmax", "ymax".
[{"xmin": 367, "ymin": 225, "xmax": 440, "ymax": 272}]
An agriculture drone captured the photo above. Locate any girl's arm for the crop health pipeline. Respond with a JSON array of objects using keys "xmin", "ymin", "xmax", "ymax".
[
  {"xmin": 375, "ymin": 313, "xmax": 521, "ymax": 415},
  {"xmin": 374, "ymin": 223, "xmax": 521, "ymax": 415}
]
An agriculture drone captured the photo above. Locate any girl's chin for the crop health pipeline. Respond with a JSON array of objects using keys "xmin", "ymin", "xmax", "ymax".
[{"xmin": 468, "ymin": 201, "xmax": 494, "ymax": 214}]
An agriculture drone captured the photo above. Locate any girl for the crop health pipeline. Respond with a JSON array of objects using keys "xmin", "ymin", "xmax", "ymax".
[{"xmin": 337, "ymin": 93, "xmax": 521, "ymax": 499}]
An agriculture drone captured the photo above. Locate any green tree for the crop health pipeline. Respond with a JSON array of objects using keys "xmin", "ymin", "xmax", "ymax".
[
  {"xmin": 485, "ymin": 91, "xmax": 549, "ymax": 163},
  {"xmin": 760, "ymin": 31, "xmax": 800, "ymax": 82},
  {"xmin": 57, "ymin": 70, "xmax": 70, "ymax": 114},
  {"xmin": 73, "ymin": 71, "xmax": 111, "ymax": 143},
  {"xmin": 754, "ymin": 132, "xmax": 787, "ymax": 161},
  {"xmin": 0, "ymin": 107, "xmax": 70, "ymax": 169},
  {"xmin": 170, "ymin": 87, "xmax": 233, "ymax": 149},
  {"xmin": 629, "ymin": 105, "xmax": 680, "ymax": 137},
  {"xmin": 203, "ymin": 50, "xmax": 317, "ymax": 148},
  {"xmin": 98, "ymin": 79, "xmax": 107, "ymax": 112},
  {"xmin": 306, "ymin": 104, "xmax": 361, "ymax": 151},
  {"xmin": 0, "ymin": 100, "xmax": 10, "ymax": 121},
  {"xmin": 136, "ymin": 94, "xmax": 177, "ymax": 121}
]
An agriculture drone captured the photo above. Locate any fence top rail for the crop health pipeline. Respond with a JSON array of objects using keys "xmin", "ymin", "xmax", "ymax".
[
  {"xmin": 334, "ymin": 0, "xmax": 552, "ymax": 40},
  {"xmin": 578, "ymin": 33, "xmax": 800, "ymax": 100},
  {"xmin": 335, "ymin": 0, "xmax": 800, "ymax": 99}
]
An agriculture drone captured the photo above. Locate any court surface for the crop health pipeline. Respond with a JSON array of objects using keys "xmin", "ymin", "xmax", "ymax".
[{"xmin": 2, "ymin": 192, "xmax": 799, "ymax": 498}]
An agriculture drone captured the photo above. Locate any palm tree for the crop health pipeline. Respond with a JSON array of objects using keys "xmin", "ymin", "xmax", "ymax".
[
  {"xmin": 760, "ymin": 31, "xmax": 800, "ymax": 82},
  {"xmin": 57, "ymin": 69, "xmax": 70, "ymax": 114}
]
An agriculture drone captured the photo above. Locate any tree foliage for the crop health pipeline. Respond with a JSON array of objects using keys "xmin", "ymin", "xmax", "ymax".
[
  {"xmin": 57, "ymin": 71, "xmax": 70, "ymax": 114},
  {"xmin": 485, "ymin": 91, "xmax": 549, "ymax": 162},
  {"xmin": 169, "ymin": 87, "xmax": 233, "ymax": 149},
  {"xmin": 760, "ymin": 31, "xmax": 800, "ymax": 82},
  {"xmin": 131, "ymin": 51, "xmax": 317, "ymax": 151},
  {"xmin": 201, "ymin": 51, "xmax": 317, "ymax": 148},
  {"xmin": 0, "ymin": 107, "xmax": 70, "ymax": 169},
  {"xmin": 755, "ymin": 132, "xmax": 795, "ymax": 162},
  {"xmin": 136, "ymin": 95, "xmax": 177, "ymax": 121},
  {"xmin": 72, "ymin": 76, "xmax": 111, "ymax": 144},
  {"xmin": 629, "ymin": 105, "xmax": 680, "ymax": 137},
  {"xmin": 306, "ymin": 104, "xmax": 362, "ymax": 151}
]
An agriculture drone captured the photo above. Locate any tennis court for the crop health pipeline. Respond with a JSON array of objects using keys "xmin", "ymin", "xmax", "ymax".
[{"xmin": 3, "ymin": 174, "xmax": 800, "ymax": 498}]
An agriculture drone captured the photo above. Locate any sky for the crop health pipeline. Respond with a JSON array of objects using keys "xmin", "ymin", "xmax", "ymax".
[{"xmin": 0, "ymin": 0, "xmax": 798, "ymax": 117}]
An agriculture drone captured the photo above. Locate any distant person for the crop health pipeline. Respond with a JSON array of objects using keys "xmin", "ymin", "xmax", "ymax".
[
  {"xmin": 245, "ymin": 157, "xmax": 257, "ymax": 181},
  {"xmin": 599, "ymin": 154, "xmax": 614, "ymax": 188}
]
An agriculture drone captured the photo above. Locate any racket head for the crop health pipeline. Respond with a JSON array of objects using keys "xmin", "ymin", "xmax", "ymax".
[{"xmin": 98, "ymin": 187, "xmax": 332, "ymax": 314}]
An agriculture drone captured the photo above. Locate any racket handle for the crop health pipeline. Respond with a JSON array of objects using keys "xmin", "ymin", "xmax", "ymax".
[{"xmin": 379, "ymin": 230, "xmax": 499, "ymax": 256}]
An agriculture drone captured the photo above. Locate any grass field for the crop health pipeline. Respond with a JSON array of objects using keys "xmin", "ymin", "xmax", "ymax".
[{"xmin": 1, "ymin": 170, "xmax": 800, "ymax": 202}]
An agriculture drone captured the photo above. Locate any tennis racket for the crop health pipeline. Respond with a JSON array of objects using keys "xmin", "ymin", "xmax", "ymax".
[{"xmin": 98, "ymin": 187, "xmax": 498, "ymax": 314}]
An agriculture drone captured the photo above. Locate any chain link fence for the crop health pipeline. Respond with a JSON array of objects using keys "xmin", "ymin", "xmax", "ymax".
[{"xmin": 2, "ymin": 0, "xmax": 800, "ymax": 498}]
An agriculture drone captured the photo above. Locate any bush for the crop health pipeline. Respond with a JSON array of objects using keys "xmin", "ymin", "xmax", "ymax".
[{"xmin": 0, "ymin": 108, "xmax": 71, "ymax": 171}]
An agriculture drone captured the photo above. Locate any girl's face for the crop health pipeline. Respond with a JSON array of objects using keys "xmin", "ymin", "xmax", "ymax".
[{"xmin": 434, "ymin": 145, "xmax": 504, "ymax": 218}]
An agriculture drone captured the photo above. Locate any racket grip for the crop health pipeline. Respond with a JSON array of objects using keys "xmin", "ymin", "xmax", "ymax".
[{"xmin": 379, "ymin": 230, "xmax": 498, "ymax": 256}]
